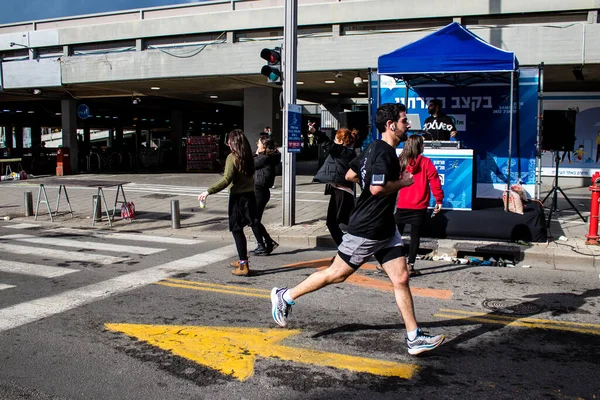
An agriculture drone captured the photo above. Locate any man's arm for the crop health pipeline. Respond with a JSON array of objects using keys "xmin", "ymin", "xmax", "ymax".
[
  {"xmin": 370, "ymin": 172, "xmax": 413, "ymax": 196},
  {"xmin": 345, "ymin": 168, "xmax": 359, "ymax": 183}
]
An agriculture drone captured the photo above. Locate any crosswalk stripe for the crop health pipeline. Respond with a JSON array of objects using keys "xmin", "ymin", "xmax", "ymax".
[
  {"xmin": 52, "ymin": 228, "xmax": 203, "ymax": 245},
  {"xmin": 120, "ymin": 184, "xmax": 327, "ymax": 203},
  {"xmin": 0, "ymin": 234, "xmax": 164, "ymax": 255},
  {"xmin": 0, "ymin": 284, "xmax": 16, "ymax": 291},
  {"xmin": 0, "ymin": 244, "xmax": 237, "ymax": 332},
  {"xmin": 4, "ymin": 223, "xmax": 41, "ymax": 229},
  {"xmin": 0, "ymin": 260, "xmax": 79, "ymax": 278},
  {"xmin": 0, "ymin": 243, "xmax": 129, "ymax": 265}
]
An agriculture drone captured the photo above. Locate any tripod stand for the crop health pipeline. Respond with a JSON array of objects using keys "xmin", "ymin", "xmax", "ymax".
[{"xmin": 542, "ymin": 151, "xmax": 586, "ymax": 228}]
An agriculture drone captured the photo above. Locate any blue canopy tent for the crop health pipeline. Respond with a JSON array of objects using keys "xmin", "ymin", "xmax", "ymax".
[{"xmin": 377, "ymin": 22, "xmax": 521, "ymax": 198}]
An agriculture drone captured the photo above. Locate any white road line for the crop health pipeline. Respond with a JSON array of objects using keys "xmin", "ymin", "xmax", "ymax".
[
  {"xmin": 4, "ymin": 223, "xmax": 41, "ymax": 229},
  {"xmin": 51, "ymin": 228, "xmax": 203, "ymax": 245},
  {"xmin": 0, "ymin": 234, "xmax": 164, "ymax": 255},
  {"xmin": 0, "ymin": 244, "xmax": 129, "ymax": 265},
  {"xmin": 0, "ymin": 244, "xmax": 237, "ymax": 332},
  {"xmin": 0, "ymin": 260, "xmax": 80, "ymax": 278},
  {"xmin": 0, "ymin": 284, "xmax": 16, "ymax": 291}
]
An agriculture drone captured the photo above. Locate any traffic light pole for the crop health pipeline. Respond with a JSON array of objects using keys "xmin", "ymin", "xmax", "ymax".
[{"xmin": 282, "ymin": 0, "xmax": 297, "ymax": 227}]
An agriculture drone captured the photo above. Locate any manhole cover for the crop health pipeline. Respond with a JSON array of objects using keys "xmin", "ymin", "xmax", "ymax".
[
  {"xmin": 142, "ymin": 193, "xmax": 175, "ymax": 199},
  {"xmin": 482, "ymin": 299, "xmax": 542, "ymax": 315}
]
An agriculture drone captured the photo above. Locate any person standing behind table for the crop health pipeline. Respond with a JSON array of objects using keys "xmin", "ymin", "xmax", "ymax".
[
  {"xmin": 422, "ymin": 99, "xmax": 457, "ymax": 141},
  {"xmin": 310, "ymin": 122, "xmax": 358, "ymax": 246},
  {"xmin": 249, "ymin": 134, "xmax": 281, "ymax": 256},
  {"xmin": 396, "ymin": 134, "xmax": 444, "ymax": 277},
  {"xmin": 270, "ymin": 103, "xmax": 446, "ymax": 356},
  {"xmin": 198, "ymin": 129, "xmax": 257, "ymax": 277}
]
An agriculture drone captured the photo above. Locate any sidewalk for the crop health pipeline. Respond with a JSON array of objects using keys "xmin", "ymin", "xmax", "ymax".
[{"xmin": 0, "ymin": 173, "xmax": 598, "ymax": 273}]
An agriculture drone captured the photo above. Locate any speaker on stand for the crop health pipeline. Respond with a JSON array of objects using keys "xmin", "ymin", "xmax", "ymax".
[{"xmin": 541, "ymin": 110, "xmax": 586, "ymax": 228}]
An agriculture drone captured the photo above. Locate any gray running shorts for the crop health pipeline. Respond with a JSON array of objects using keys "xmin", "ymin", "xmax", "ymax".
[{"xmin": 337, "ymin": 230, "xmax": 405, "ymax": 270}]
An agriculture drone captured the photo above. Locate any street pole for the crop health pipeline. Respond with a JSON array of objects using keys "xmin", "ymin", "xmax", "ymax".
[{"xmin": 282, "ymin": 0, "xmax": 297, "ymax": 226}]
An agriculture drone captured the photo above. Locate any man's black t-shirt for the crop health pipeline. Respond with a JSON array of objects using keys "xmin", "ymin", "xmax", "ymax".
[
  {"xmin": 423, "ymin": 114, "xmax": 456, "ymax": 141},
  {"xmin": 347, "ymin": 140, "xmax": 400, "ymax": 240}
]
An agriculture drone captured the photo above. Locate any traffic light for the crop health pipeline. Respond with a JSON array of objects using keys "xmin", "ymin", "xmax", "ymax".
[{"xmin": 260, "ymin": 47, "xmax": 282, "ymax": 84}]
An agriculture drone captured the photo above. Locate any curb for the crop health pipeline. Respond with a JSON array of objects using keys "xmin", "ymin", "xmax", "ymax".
[{"xmin": 2, "ymin": 217, "xmax": 598, "ymax": 273}]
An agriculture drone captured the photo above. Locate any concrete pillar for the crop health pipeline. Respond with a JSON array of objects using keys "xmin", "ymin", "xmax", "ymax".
[
  {"xmin": 30, "ymin": 122, "xmax": 41, "ymax": 150},
  {"xmin": 115, "ymin": 124, "xmax": 124, "ymax": 150},
  {"xmin": 14, "ymin": 124, "xmax": 23, "ymax": 155},
  {"xmin": 83, "ymin": 119, "xmax": 91, "ymax": 150},
  {"xmin": 332, "ymin": 24, "xmax": 341, "ymax": 37},
  {"xmin": 171, "ymin": 110, "xmax": 184, "ymax": 169},
  {"xmin": 135, "ymin": 124, "xmax": 142, "ymax": 169},
  {"xmin": 145, "ymin": 128, "xmax": 152, "ymax": 148},
  {"xmin": 243, "ymin": 87, "xmax": 281, "ymax": 150},
  {"xmin": 107, "ymin": 128, "xmax": 114, "ymax": 148},
  {"xmin": 322, "ymin": 103, "xmax": 342, "ymax": 129},
  {"xmin": 61, "ymin": 99, "xmax": 78, "ymax": 173}
]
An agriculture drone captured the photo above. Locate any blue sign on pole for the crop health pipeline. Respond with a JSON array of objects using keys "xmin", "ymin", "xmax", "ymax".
[
  {"xmin": 77, "ymin": 104, "xmax": 91, "ymax": 119},
  {"xmin": 287, "ymin": 104, "xmax": 302, "ymax": 152}
]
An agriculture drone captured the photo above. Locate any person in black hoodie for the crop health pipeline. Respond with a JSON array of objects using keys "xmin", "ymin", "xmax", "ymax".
[
  {"xmin": 250, "ymin": 134, "xmax": 281, "ymax": 256},
  {"xmin": 310, "ymin": 123, "xmax": 358, "ymax": 246}
]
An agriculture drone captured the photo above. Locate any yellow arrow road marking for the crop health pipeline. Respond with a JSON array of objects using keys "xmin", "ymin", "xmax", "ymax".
[
  {"xmin": 157, "ymin": 278, "xmax": 270, "ymax": 299},
  {"xmin": 105, "ymin": 324, "xmax": 419, "ymax": 381},
  {"xmin": 435, "ymin": 309, "xmax": 600, "ymax": 336}
]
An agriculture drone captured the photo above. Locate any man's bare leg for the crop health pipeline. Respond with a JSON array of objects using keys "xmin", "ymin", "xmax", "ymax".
[
  {"xmin": 381, "ymin": 255, "xmax": 418, "ymax": 332},
  {"xmin": 288, "ymin": 255, "xmax": 356, "ymax": 300}
]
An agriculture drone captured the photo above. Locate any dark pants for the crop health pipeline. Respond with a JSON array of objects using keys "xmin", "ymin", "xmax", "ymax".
[
  {"xmin": 251, "ymin": 187, "xmax": 273, "ymax": 247},
  {"xmin": 395, "ymin": 208, "xmax": 428, "ymax": 265},
  {"xmin": 229, "ymin": 192, "xmax": 257, "ymax": 261},
  {"xmin": 232, "ymin": 229, "xmax": 247, "ymax": 261},
  {"xmin": 327, "ymin": 187, "xmax": 355, "ymax": 246}
]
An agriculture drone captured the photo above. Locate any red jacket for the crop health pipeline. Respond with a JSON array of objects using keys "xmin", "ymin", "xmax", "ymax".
[{"xmin": 397, "ymin": 155, "xmax": 444, "ymax": 210}]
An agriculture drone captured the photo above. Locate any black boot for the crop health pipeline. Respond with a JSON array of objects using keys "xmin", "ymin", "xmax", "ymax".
[
  {"xmin": 265, "ymin": 239, "xmax": 279, "ymax": 255},
  {"xmin": 249, "ymin": 244, "xmax": 268, "ymax": 256}
]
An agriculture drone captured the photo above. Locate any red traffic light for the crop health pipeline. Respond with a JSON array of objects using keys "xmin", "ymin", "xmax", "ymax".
[{"xmin": 260, "ymin": 48, "xmax": 281, "ymax": 65}]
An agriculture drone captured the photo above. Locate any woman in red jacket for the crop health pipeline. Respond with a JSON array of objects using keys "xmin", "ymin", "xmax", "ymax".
[{"xmin": 396, "ymin": 134, "xmax": 444, "ymax": 277}]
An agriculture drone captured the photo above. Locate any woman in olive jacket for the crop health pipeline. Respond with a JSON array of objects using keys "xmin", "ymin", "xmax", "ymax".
[
  {"xmin": 198, "ymin": 129, "xmax": 256, "ymax": 276},
  {"xmin": 250, "ymin": 134, "xmax": 281, "ymax": 255},
  {"xmin": 310, "ymin": 123, "xmax": 358, "ymax": 246}
]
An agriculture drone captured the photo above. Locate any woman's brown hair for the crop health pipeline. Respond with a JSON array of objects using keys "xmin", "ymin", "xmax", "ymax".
[
  {"xmin": 398, "ymin": 134, "xmax": 424, "ymax": 173},
  {"xmin": 258, "ymin": 133, "xmax": 279, "ymax": 156},
  {"xmin": 227, "ymin": 129, "xmax": 255, "ymax": 176},
  {"xmin": 335, "ymin": 128, "xmax": 358, "ymax": 147}
]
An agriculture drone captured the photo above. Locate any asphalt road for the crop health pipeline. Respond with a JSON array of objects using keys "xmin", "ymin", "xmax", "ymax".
[{"xmin": 0, "ymin": 224, "xmax": 598, "ymax": 399}]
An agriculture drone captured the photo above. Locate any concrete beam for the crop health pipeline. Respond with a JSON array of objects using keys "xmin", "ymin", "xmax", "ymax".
[{"xmin": 59, "ymin": 23, "xmax": 600, "ymax": 87}]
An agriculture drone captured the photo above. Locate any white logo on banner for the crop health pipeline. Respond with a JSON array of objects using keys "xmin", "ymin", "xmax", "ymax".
[{"xmin": 449, "ymin": 114, "xmax": 466, "ymax": 132}]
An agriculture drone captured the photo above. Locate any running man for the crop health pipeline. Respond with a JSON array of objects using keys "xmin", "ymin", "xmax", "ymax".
[{"xmin": 270, "ymin": 103, "xmax": 445, "ymax": 355}]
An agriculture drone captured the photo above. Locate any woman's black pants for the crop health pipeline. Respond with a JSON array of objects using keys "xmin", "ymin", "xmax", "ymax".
[
  {"xmin": 327, "ymin": 188, "xmax": 355, "ymax": 246},
  {"xmin": 395, "ymin": 208, "xmax": 428, "ymax": 265},
  {"xmin": 251, "ymin": 187, "xmax": 273, "ymax": 247}
]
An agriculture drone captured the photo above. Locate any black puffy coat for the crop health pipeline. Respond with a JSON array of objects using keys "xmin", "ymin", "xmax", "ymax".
[
  {"xmin": 312, "ymin": 130, "xmax": 357, "ymax": 188},
  {"xmin": 254, "ymin": 151, "xmax": 281, "ymax": 189}
]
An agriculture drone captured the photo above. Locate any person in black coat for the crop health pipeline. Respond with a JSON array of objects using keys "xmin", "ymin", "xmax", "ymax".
[
  {"xmin": 310, "ymin": 123, "xmax": 358, "ymax": 246},
  {"xmin": 250, "ymin": 134, "xmax": 281, "ymax": 256}
]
